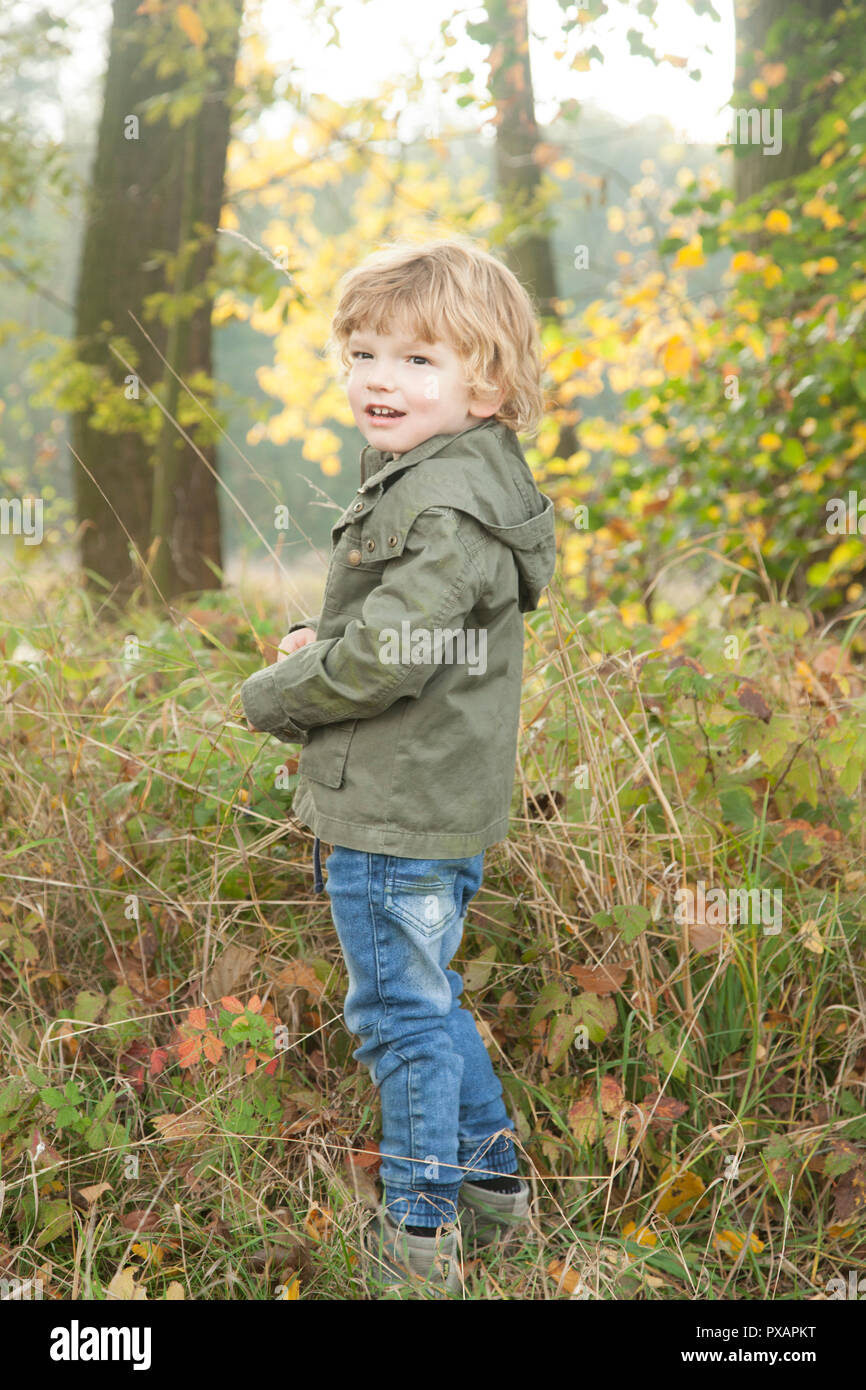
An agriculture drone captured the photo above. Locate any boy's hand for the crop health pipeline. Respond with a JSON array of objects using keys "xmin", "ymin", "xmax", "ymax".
[{"xmin": 277, "ymin": 626, "xmax": 317, "ymax": 661}]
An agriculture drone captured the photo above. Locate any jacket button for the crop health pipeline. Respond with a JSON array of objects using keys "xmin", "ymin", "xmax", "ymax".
[
  {"xmin": 388, "ymin": 534, "xmax": 399, "ymax": 547},
  {"xmin": 365, "ymin": 539, "xmax": 376, "ymax": 551},
  {"xmin": 352, "ymin": 501, "xmax": 364, "ymax": 512},
  {"xmin": 347, "ymin": 548, "xmax": 362, "ymax": 565}
]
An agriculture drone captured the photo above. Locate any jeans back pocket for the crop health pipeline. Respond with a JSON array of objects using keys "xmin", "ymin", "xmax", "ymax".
[{"xmin": 384, "ymin": 859, "xmax": 458, "ymax": 938}]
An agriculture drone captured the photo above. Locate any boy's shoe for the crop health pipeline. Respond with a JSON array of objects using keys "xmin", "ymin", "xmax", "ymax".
[
  {"xmin": 363, "ymin": 1208, "xmax": 462, "ymax": 1297},
  {"xmin": 458, "ymin": 1177, "xmax": 531, "ymax": 1248}
]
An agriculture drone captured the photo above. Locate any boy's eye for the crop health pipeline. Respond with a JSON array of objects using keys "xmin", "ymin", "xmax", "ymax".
[{"xmin": 350, "ymin": 350, "xmax": 371, "ymax": 360}]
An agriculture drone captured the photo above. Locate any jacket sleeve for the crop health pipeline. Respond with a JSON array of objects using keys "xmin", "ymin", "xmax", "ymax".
[{"xmin": 239, "ymin": 508, "xmax": 485, "ymax": 738}]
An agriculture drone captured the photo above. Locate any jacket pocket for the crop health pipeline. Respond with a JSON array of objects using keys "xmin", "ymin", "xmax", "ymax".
[
  {"xmin": 384, "ymin": 859, "xmax": 458, "ymax": 938},
  {"xmin": 298, "ymin": 719, "xmax": 357, "ymax": 788}
]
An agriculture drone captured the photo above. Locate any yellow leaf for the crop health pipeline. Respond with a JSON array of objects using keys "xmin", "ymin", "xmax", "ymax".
[
  {"xmin": 764, "ymin": 209, "xmax": 791, "ymax": 234},
  {"xmin": 673, "ymin": 236, "xmax": 705, "ymax": 269},
  {"xmin": 661, "ymin": 335, "xmax": 692, "ymax": 377},
  {"xmin": 606, "ymin": 207, "xmax": 625, "ymax": 233},
  {"xmin": 798, "ymin": 919, "xmax": 824, "ymax": 955},
  {"xmin": 815, "ymin": 256, "xmax": 838, "ymax": 274},
  {"xmin": 164, "ymin": 1282, "xmax": 185, "ymax": 1300},
  {"xmin": 713, "ymin": 1229, "xmax": 764, "ymax": 1256},
  {"xmin": 278, "ymin": 1275, "xmax": 301, "ymax": 1299},
  {"xmin": 106, "ymin": 1267, "xmax": 148, "ymax": 1301},
  {"xmin": 547, "ymin": 1258, "xmax": 589, "ymax": 1296},
  {"xmin": 759, "ymin": 432, "xmax": 782, "ymax": 450},
  {"xmin": 750, "ymin": 79, "xmax": 768, "ymax": 100},
  {"xmin": 176, "ymin": 3, "xmax": 206, "ymax": 46},
  {"xmin": 656, "ymin": 1165, "xmax": 708, "ymax": 1222},
  {"xmin": 730, "ymin": 250, "xmax": 759, "ymax": 273},
  {"xmin": 760, "ymin": 63, "xmax": 787, "ymax": 87},
  {"xmin": 304, "ymin": 1203, "xmax": 332, "ymax": 1242},
  {"xmin": 151, "ymin": 1112, "xmax": 210, "ymax": 1142},
  {"xmin": 623, "ymin": 1220, "xmax": 658, "ymax": 1257}
]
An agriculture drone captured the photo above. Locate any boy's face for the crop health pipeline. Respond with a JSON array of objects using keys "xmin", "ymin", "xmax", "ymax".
[{"xmin": 346, "ymin": 317, "xmax": 502, "ymax": 455}]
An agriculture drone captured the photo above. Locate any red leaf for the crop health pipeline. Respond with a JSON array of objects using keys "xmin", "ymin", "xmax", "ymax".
[
  {"xmin": 177, "ymin": 1037, "xmax": 201, "ymax": 1068},
  {"xmin": 119, "ymin": 1208, "xmax": 161, "ymax": 1232},
  {"xmin": 638, "ymin": 1092, "xmax": 688, "ymax": 1130},
  {"xmin": 149, "ymin": 1047, "xmax": 168, "ymax": 1078},
  {"xmin": 220, "ymin": 996, "xmax": 245, "ymax": 1014},
  {"xmin": 569, "ymin": 963, "xmax": 629, "ymax": 995},
  {"xmin": 349, "ymin": 1139, "xmax": 381, "ymax": 1172},
  {"xmin": 186, "ymin": 1007, "xmax": 207, "ymax": 1032}
]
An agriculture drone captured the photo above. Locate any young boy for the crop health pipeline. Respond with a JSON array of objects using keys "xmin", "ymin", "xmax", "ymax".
[{"xmin": 240, "ymin": 237, "xmax": 556, "ymax": 1294}]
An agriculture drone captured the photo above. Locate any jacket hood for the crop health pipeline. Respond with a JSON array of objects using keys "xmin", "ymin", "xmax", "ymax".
[{"xmin": 359, "ymin": 418, "xmax": 557, "ymax": 612}]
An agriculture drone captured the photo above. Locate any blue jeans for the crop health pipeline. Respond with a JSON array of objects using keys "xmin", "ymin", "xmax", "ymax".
[{"xmin": 323, "ymin": 846, "xmax": 518, "ymax": 1228}]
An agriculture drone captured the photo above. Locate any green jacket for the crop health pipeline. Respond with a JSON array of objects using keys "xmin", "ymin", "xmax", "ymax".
[{"xmin": 240, "ymin": 417, "xmax": 557, "ymax": 857}]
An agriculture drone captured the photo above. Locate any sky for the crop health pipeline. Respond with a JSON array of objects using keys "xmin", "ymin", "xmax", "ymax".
[{"xmin": 46, "ymin": 0, "xmax": 736, "ymax": 147}]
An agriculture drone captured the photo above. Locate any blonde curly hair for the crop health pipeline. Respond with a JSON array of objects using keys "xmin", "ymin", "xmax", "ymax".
[{"xmin": 327, "ymin": 236, "xmax": 546, "ymax": 437}]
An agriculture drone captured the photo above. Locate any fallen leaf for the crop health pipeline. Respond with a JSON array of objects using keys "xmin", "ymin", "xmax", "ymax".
[
  {"xmin": 599, "ymin": 1075, "xmax": 625, "ymax": 1116},
  {"xmin": 569, "ymin": 963, "xmax": 629, "ymax": 995},
  {"xmin": 636, "ymin": 1093, "xmax": 688, "ymax": 1131},
  {"xmin": 798, "ymin": 919, "xmax": 824, "ymax": 955},
  {"xmin": 713, "ymin": 1229, "xmax": 765, "ymax": 1256},
  {"xmin": 106, "ymin": 1266, "xmax": 148, "ymax": 1300},
  {"xmin": 737, "ymin": 683, "xmax": 772, "ymax": 722},
  {"xmin": 622, "ymin": 1220, "xmax": 658, "ymax": 1257},
  {"xmin": 568, "ymin": 1096, "xmax": 602, "ymax": 1146},
  {"xmin": 656, "ymin": 1165, "xmax": 708, "ymax": 1223},
  {"xmin": 547, "ymin": 1258, "xmax": 590, "ymax": 1297},
  {"xmin": 151, "ymin": 1112, "xmax": 210, "ymax": 1142},
  {"xmin": 304, "ymin": 1204, "xmax": 332, "ymax": 1243},
  {"xmin": 273, "ymin": 960, "xmax": 325, "ymax": 999},
  {"xmin": 348, "ymin": 1138, "xmax": 381, "ymax": 1172},
  {"xmin": 118, "ymin": 1209, "xmax": 161, "ymax": 1233},
  {"xmin": 78, "ymin": 1182, "xmax": 113, "ymax": 1205}
]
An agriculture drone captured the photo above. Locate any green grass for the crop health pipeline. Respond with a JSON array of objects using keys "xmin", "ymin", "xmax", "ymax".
[{"xmin": 1, "ymin": 558, "xmax": 865, "ymax": 1300}]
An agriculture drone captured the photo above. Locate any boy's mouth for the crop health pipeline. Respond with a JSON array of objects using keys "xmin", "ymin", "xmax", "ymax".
[{"xmin": 365, "ymin": 404, "xmax": 405, "ymax": 420}]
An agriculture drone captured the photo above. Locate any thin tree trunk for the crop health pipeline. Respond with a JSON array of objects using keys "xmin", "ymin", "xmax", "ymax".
[
  {"xmin": 70, "ymin": 0, "xmax": 241, "ymax": 607},
  {"xmin": 484, "ymin": 0, "xmax": 578, "ymax": 457}
]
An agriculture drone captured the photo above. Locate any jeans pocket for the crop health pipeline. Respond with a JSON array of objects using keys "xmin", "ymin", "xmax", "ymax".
[{"xmin": 384, "ymin": 859, "xmax": 458, "ymax": 938}]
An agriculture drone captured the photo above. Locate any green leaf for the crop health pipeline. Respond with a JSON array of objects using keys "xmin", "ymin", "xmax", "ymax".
[
  {"xmin": 612, "ymin": 904, "xmax": 650, "ymax": 944},
  {"xmin": 35, "ymin": 1199, "xmax": 74, "ymax": 1248},
  {"xmin": 39, "ymin": 1087, "xmax": 68, "ymax": 1109},
  {"xmin": 547, "ymin": 1013, "xmax": 577, "ymax": 1068},
  {"xmin": 0, "ymin": 1077, "xmax": 29, "ymax": 1116},
  {"xmin": 572, "ymin": 993, "xmax": 616, "ymax": 1044},
  {"xmin": 73, "ymin": 990, "xmax": 105, "ymax": 1024},
  {"xmin": 647, "ymin": 1028, "xmax": 688, "ymax": 1082},
  {"xmin": 780, "ymin": 437, "xmax": 806, "ymax": 467},
  {"xmin": 718, "ymin": 787, "xmax": 755, "ymax": 827},
  {"xmin": 528, "ymin": 982, "xmax": 570, "ymax": 1029}
]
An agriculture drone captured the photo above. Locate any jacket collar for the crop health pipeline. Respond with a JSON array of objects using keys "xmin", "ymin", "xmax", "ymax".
[{"xmin": 358, "ymin": 417, "xmax": 495, "ymax": 491}]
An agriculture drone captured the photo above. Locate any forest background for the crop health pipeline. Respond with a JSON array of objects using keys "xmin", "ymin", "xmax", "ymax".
[{"xmin": 0, "ymin": 0, "xmax": 865, "ymax": 1303}]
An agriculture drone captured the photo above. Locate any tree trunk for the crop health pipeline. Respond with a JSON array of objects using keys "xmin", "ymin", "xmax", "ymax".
[
  {"xmin": 484, "ymin": 0, "xmax": 578, "ymax": 457},
  {"xmin": 733, "ymin": 0, "xmax": 839, "ymax": 205},
  {"xmin": 70, "ymin": 0, "xmax": 241, "ymax": 606}
]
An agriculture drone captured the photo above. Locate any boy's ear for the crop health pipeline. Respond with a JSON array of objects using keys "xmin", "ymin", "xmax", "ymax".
[{"xmin": 468, "ymin": 387, "xmax": 505, "ymax": 419}]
